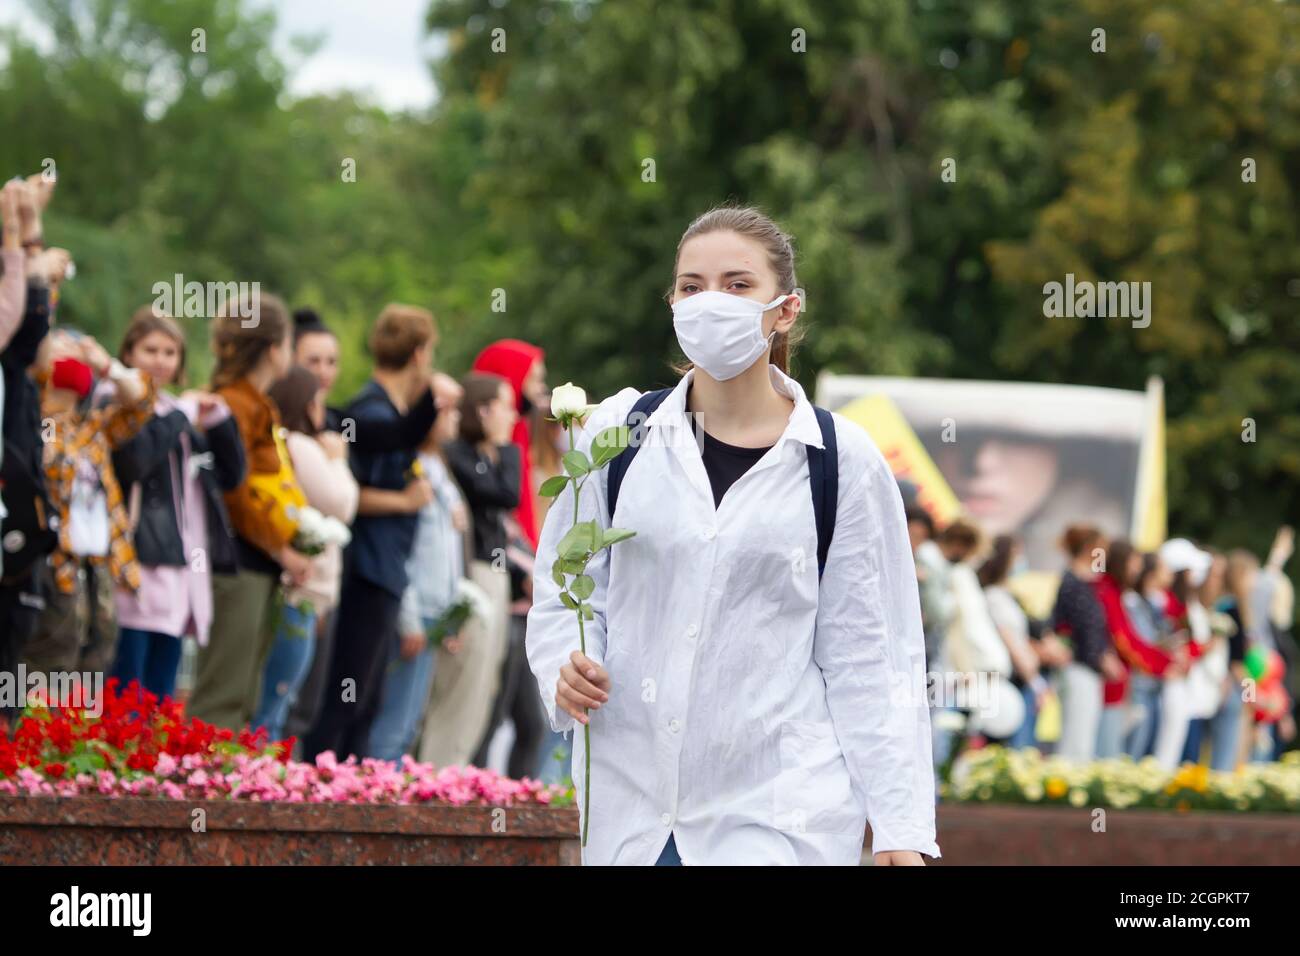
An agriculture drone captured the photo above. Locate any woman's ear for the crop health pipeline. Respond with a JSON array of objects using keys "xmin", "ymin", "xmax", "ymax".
[{"xmin": 775, "ymin": 290, "xmax": 802, "ymax": 334}]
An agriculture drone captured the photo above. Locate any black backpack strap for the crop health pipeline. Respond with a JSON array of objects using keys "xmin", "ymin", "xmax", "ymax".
[
  {"xmin": 605, "ymin": 387, "xmax": 674, "ymax": 522},
  {"xmin": 807, "ymin": 406, "xmax": 839, "ymax": 580}
]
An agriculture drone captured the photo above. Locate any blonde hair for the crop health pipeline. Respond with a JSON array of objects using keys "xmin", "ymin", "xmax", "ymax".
[
  {"xmin": 667, "ymin": 204, "xmax": 802, "ymax": 376},
  {"xmin": 1225, "ymin": 549, "xmax": 1260, "ymax": 633}
]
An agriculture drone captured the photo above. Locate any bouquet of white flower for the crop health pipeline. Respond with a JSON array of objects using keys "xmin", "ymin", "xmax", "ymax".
[
  {"xmin": 426, "ymin": 577, "xmax": 494, "ymax": 647},
  {"xmin": 290, "ymin": 505, "xmax": 352, "ymax": 557}
]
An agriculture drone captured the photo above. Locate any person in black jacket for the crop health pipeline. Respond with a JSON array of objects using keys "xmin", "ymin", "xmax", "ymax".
[
  {"xmin": 302, "ymin": 304, "xmax": 446, "ymax": 762},
  {"xmin": 108, "ymin": 310, "xmax": 246, "ymax": 700},
  {"xmin": 0, "ymin": 244, "xmax": 63, "ymax": 722}
]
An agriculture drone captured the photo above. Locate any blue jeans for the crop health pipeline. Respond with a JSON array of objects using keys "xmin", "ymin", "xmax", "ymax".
[
  {"xmin": 111, "ymin": 628, "xmax": 184, "ymax": 701},
  {"xmin": 1209, "ymin": 682, "xmax": 1245, "ymax": 771},
  {"xmin": 1096, "ymin": 703, "xmax": 1127, "ymax": 759},
  {"xmin": 655, "ymin": 832, "xmax": 682, "ymax": 866},
  {"xmin": 1125, "ymin": 674, "xmax": 1162, "ymax": 758},
  {"xmin": 367, "ymin": 619, "xmax": 438, "ymax": 762},
  {"xmin": 1182, "ymin": 717, "xmax": 1207, "ymax": 764},
  {"xmin": 1009, "ymin": 683, "xmax": 1038, "ymax": 749},
  {"xmin": 251, "ymin": 602, "xmax": 317, "ymax": 742}
]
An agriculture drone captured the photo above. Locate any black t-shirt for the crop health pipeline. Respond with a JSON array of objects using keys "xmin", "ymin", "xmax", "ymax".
[{"xmin": 699, "ymin": 427, "xmax": 773, "ymax": 509}]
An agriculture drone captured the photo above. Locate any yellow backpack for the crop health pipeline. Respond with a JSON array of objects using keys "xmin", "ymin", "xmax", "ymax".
[{"xmin": 244, "ymin": 425, "xmax": 308, "ymax": 545}]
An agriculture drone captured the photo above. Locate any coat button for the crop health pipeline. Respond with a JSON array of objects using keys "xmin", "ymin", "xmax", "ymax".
[
  {"xmin": 702, "ymin": 527, "xmax": 716, "ymax": 540},
  {"xmin": 661, "ymin": 813, "xmax": 672, "ymax": 826},
  {"xmin": 685, "ymin": 623, "xmax": 698, "ymax": 639}
]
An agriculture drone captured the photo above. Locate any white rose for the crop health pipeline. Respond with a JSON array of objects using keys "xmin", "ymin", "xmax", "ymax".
[
  {"xmin": 550, "ymin": 381, "xmax": 588, "ymax": 418},
  {"xmin": 296, "ymin": 507, "xmax": 324, "ymax": 536},
  {"xmin": 320, "ymin": 515, "xmax": 352, "ymax": 547}
]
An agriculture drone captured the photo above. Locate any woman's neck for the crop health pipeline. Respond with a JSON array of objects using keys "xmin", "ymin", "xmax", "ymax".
[
  {"xmin": 246, "ymin": 361, "xmax": 278, "ymax": 394},
  {"xmin": 686, "ymin": 361, "xmax": 792, "ymax": 445}
]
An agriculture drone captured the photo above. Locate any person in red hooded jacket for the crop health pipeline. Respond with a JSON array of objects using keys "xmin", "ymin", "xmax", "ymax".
[
  {"xmin": 470, "ymin": 340, "xmax": 548, "ymax": 549},
  {"xmin": 1093, "ymin": 539, "xmax": 1174, "ymax": 757}
]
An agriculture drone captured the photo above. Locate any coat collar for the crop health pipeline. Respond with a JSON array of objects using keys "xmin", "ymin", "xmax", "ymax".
[
  {"xmin": 637, "ymin": 364, "xmax": 824, "ymax": 503},
  {"xmin": 646, "ymin": 364, "xmax": 824, "ymax": 452}
]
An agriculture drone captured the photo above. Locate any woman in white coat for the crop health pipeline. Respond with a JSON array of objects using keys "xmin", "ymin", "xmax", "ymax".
[{"xmin": 525, "ymin": 206, "xmax": 939, "ymax": 866}]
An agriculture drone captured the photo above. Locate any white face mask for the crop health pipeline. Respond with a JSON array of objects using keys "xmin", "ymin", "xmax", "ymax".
[{"xmin": 671, "ymin": 291, "xmax": 790, "ymax": 381}]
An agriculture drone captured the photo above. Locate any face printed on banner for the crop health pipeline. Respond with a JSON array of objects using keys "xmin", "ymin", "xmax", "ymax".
[{"xmin": 936, "ymin": 437, "xmax": 1060, "ymax": 536}]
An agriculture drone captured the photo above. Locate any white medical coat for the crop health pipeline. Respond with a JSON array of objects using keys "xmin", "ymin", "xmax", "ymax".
[{"xmin": 525, "ymin": 365, "xmax": 939, "ymax": 864}]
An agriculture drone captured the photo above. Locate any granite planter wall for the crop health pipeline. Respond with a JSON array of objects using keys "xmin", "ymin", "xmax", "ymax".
[
  {"xmin": 0, "ymin": 795, "xmax": 581, "ymax": 865},
  {"xmin": 9, "ymin": 795, "xmax": 1294, "ymax": 865},
  {"xmin": 932, "ymin": 803, "xmax": 1300, "ymax": 865}
]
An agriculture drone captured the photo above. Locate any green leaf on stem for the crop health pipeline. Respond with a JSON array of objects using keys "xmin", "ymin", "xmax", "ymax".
[
  {"xmin": 601, "ymin": 527, "xmax": 637, "ymax": 548},
  {"xmin": 557, "ymin": 522, "xmax": 591, "ymax": 560},
  {"xmin": 539, "ymin": 474, "xmax": 570, "ymax": 498},
  {"xmin": 559, "ymin": 591, "xmax": 578, "ymax": 610},
  {"xmin": 571, "ymin": 574, "xmax": 595, "ymax": 599},
  {"xmin": 590, "ymin": 425, "xmax": 631, "ymax": 467},
  {"xmin": 551, "ymin": 560, "xmax": 565, "ymax": 587},
  {"xmin": 562, "ymin": 450, "xmax": 592, "ymax": 477}
]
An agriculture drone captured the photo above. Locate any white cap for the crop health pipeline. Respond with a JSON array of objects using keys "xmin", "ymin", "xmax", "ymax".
[{"xmin": 1160, "ymin": 538, "xmax": 1212, "ymax": 586}]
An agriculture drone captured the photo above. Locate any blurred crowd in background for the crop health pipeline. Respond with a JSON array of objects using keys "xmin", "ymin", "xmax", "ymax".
[
  {"xmin": 0, "ymin": 173, "xmax": 578, "ymax": 783},
  {"xmin": 2, "ymin": 173, "xmax": 1296, "ymax": 792},
  {"xmin": 908, "ymin": 498, "xmax": 1298, "ymax": 777}
]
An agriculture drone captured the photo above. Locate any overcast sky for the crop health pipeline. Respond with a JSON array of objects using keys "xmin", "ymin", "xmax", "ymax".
[{"xmin": 0, "ymin": 0, "xmax": 441, "ymax": 112}]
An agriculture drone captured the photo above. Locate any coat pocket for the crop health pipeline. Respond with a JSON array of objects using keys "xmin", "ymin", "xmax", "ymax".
[{"xmin": 773, "ymin": 719, "xmax": 862, "ymax": 835}]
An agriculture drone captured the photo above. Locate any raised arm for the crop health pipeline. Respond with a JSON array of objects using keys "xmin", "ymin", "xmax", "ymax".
[
  {"xmin": 0, "ymin": 250, "xmax": 26, "ymax": 352},
  {"xmin": 0, "ymin": 182, "xmax": 29, "ymax": 351},
  {"xmin": 112, "ymin": 408, "xmax": 188, "ymax": 489},
  {"xmin": 345, "ymin": 385, "xmax": 437, "ymax": 454}
]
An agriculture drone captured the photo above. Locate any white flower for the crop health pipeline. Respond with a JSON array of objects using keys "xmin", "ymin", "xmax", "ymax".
[
  {"xmin": 550, "ymin": 381, "xmax": 599, "ymax": 423},
  {"xmin": 551, "ymin": 382, "xmax": 588, "ymax": 417},
  {"xmin": 318, "ymin": 515, "xmax": 351, "ymax": 547},
  {"xmin": 291, "ymin": 506, "xmax": 351, "ymax": 555}
]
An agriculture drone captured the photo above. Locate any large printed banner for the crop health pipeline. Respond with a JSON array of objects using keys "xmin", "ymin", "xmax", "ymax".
[
  {"xmin": 831, "ymin": 393, "xmax": 962, "ymax": 527},
  {"xmin": 816, "ymin": 373, "xmax": 1166, "ymax": 572}
]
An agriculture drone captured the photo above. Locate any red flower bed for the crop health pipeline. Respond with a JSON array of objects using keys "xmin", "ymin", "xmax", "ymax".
[{"xmin": 1, "ymin": 679, "xmax": 571, "ymax": 807}]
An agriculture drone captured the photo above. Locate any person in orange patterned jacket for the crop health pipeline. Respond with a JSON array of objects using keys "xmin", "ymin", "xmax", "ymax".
[{"xmin": 22, "ymin": 331, "xmax": 154, "ymax": 677}]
